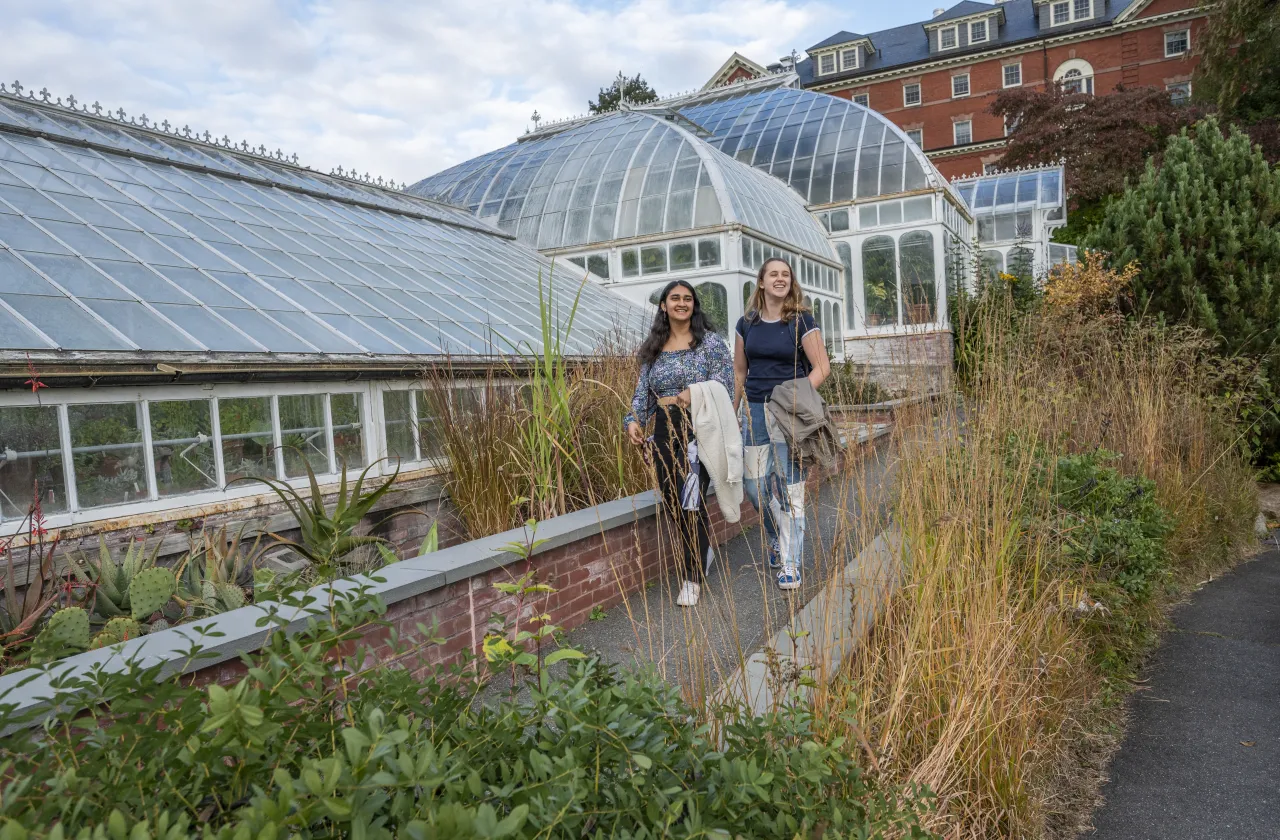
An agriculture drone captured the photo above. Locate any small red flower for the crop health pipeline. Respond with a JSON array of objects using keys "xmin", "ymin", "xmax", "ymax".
[{"xmin": 24, "ymin": 353, "xmax": 46, "ymax": 395}]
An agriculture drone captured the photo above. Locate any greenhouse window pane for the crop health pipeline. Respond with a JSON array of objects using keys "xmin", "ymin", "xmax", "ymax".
[
  {"xmin": 829, "ymin": 210, "xmax": 849, "ymax": 232},
  {"xmin": 330, "ymin": 393, "xmax": 365, "ymax": 470},
  {"xmin": 695, "ymin": 282, "xmax": 728, "ymax": 338},
  {"xmin": 879, "ymin": 202, "xmax": 903, "ymax": 226},
  {"xmin": 861, "ymin": 236, "xmax": 898, "ymax": 327},
  {"xmin": 670, "ymin": 241, "xmax": 695, "ymax": 271},
  {"xmin": 0, "ymin": 212, "xmax": 73, "ymax": 254},
  {"xmin": 859, "ymin": 205, "xmax": 877, "ymax": 228},
  {"xmin": 414, "ymin": 391, "xmax": 445, "ymax": 460},
  {"xmin": 279, "ymin": 394, "xmax": 329, "ymax": 477},
  {"xmin": 19, "ymin": 251, "xmax": 125, "ymax": 298},
  {"xmin": 151, "ymin": 303, "xmax": 259, "ymax": 352},
  {"xmin": 900, "ymin": 231, "xmax": 936, "ymax": 325},
  {"xmin": 3, "ymin": 294, "xmax": 131, "ymax": 350},
  {"xmin": 68, "ymin": 402, "xmax": 146, "ymax": 509},
  {"xmin": 0, "ymin": 405, "xmax": 67, "ymax": 521},
  {"xmin": 903, "ymin": 196, "xmax": 933, "ymax": 222},
  {"xmin": 0, "ymin": 250, "xmax": 59, "ymax": 295},
  {"xmin": 79, "ymin": 298, "xmax": 201, "ymax": 351},
  {"xmin": 698, "ymin": 238, "xmax": 720, "ymax": 268},
  {"xmin": 640, "ymin": 245, "xmax": 667, "ymax": 275},
  {"xmin": 149, "ymin": 398, "xmax": 217, "ymax": 497},
  {"xmin": 219, "ymin": 397, "xmax": 275, "ymax": 484},
  {"xmin": 382, "ymin": 390, "xmax": 415, "ymax": 464},
  {"xmin": 90, "ymin": 259, "xmax": 192, "ymax": 303}
]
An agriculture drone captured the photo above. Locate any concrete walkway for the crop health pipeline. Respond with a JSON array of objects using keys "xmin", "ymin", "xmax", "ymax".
[
  {"xmin": 553, "ymin": 439, "xmax": 896, "ymax": 702},
  {"xmin": 1088, "ymin": 549, "xmax": 1280, "ymax": 839}
]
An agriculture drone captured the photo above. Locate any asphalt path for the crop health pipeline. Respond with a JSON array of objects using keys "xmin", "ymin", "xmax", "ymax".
[{"xmin": 1088, "ymin": 549, "xmax": 1280, "ymax": 839}]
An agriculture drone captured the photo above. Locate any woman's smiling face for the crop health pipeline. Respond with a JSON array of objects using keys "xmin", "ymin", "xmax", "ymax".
[
  {"xmin": 760, "ymin": 259, "xmax": 793, "ymax": 301},
  {"xmin": 662, "ymin": 285, "xmax": 696, "ymax": 323}
]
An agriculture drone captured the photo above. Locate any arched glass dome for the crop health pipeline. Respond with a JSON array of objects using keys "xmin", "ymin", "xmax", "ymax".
[
  {"xmin": 410, "ymin": 111, "xmax": 833, "ymax": 259},
  {"xmin": 676, "ymin": 87, "xmax": 943, "ymax": 206}
]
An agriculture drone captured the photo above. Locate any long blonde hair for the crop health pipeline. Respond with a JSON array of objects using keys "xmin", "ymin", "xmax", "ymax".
[{"xmin": 745, "ymin": 257, "xmax": 810, "ymax": 323}]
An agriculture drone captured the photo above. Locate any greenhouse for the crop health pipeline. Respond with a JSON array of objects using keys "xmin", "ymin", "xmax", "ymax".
[
  {"xmin": 0, "ymin": 84, "xmax": 645, "ymax": 535},
  {"xmin": 413, "ymin": 78, "xmax": 977, "ymax": 365},
  {"xmin": 950, "ymin": 164, "xmax": 1077, "ymax": 281}
]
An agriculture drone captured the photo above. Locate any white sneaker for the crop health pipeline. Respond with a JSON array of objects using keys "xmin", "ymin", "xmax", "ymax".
[{"xmin": 676, "ymin": 580, "xmax": 701, "ymax": 607}]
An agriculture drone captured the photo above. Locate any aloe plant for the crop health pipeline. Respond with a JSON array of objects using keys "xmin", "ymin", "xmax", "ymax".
[
  {"xmin": 67, "ymin": 536, "xmax": 169, "ymax": 623},
  {"xmin": 175, "ymin": 526, "xmax": 266, "ymax": 616},
  {"xmin": 240, "ymin": 455, "xmax": 400, "ymax": 576}
]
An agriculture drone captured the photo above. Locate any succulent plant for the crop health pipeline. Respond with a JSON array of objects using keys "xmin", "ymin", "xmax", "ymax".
[
  {"xmin": 30, "ymin": 607, "xmax": 91, "ymax": 664},
  {"xmin": 90, "ymin": 617, "xmax": 143, "ymax": 650},
  {"xmin": 69, "ymin": 536, "xmax": 162, "ymax": 622},
  {"xmin": 128, "ymin": 567, "xmax": 177, "ymax": 621}
]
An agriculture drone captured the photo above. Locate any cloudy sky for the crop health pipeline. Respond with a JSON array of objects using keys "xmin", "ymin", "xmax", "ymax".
[{"xmin": 3, "ymin": 0, "xmax": 946, "ymax": 185}]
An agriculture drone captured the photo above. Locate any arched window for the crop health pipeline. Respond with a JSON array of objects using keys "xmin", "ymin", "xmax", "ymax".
[
  {"xmin": 833, "ymin": 303, "xmax": 842, "ymax": 335},
  {"xmin": 862, "ymin": 236, "xmax": 898, "ymax": 327},
  {"xmin": 900, "ymin": 231, "xmax": 936, "ymax": 325},
  {"xmin": 743, "ymin": 281, "xmax": 754, "ymax": 308},
  {"xmin": 1054, "ymin": 59, "xmax": 1095, "ymax": 95},
  {"xmin": 695, "ymin": 281, "xmax": 729, "ymax": 338},
  {"xmin": 823, "ymin": 300, "xmax": 833, "ymax": 334},
  {"xmin": 836, "ymin": 243, "xmax": 856, "ymax": 328},
  {"xmin": 980, "ymin": 249, "xmax": 1005, "ymax": 284}
]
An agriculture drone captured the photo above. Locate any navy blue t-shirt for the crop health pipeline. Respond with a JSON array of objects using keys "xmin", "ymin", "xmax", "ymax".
[{"xmin": 734, "ymin": 313, "xmax": 819, "ymax": 403}]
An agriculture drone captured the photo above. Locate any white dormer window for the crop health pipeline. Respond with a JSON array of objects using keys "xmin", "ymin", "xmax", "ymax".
[
  {"xmin": 1052, "ymin": 0, "xmax": 1091, "ymax": 25},
  {"xmin": 819, "ymin": 53, "xmax": 836, "ymax": 75},
  {"xmin": 952, "ymin": 73, "xmax": 970, "ymax": 98},
  {"xmin": 940, "ymin": 26, "xmax": 958, "ymax": 50},
  {"xmin": 841, "ymin": 48, "xmax": 860, "ymax": 70},
  {"xmin": 970, "ymin": 19, "xmax": 989, "ymax": 44}
]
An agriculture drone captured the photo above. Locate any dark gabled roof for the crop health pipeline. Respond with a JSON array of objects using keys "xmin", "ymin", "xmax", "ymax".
[
  {"xmin": 927, "ymin": 0, "xmax": 1003, "ymax": 25},
  {"xmin": 807, "ymin": 30, "xmax": 870, "ymax": 52},
  {"xmin": 798, "ymin": 0, "xmax": 1144, "ymax": 86}
]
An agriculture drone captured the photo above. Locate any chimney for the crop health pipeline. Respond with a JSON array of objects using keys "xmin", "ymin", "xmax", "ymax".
[{"xmin": 933, "ymin": 7, "xmax": 946, "ymax": 16}]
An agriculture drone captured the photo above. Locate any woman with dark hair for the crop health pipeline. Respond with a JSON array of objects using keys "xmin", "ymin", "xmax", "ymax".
[
  {"xmin": 734, "ymin": 257, "xmax": 831, "ymax": 591},
  {"xmin": 625, "ymin": 280, "xmax": 734, "ymax": 607}
]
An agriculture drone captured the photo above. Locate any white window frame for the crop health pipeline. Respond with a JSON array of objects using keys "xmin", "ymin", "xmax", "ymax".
[
  {"xmin": 841, "ymin": 48, "xmax": 860, "ymax": 71},
  {"xmin": 903, "ymin": 82, "xmax": 922, "ymax": 107},
  {"xmin": 1167, "ymin": 81, "xmax": 1192, "ymax": 104},
  {"xmin": 954, "ymin": 119, "xmax": 973, "ymax": 146},
  {"xmin": 819, "ymin": 52, "xmax": 837, "ymax": 75},
  {"xmin": 852, "ymin": 92, "xmax": 870, "ymax": 107},
  {"xmin": 939, "ymin": 25, "xmax": 959, "ymax": 50},
  {"xmin": 905, "ymin": 128, "xmax": 924, "ymax": 147},
  {"xmin": 952, "ymin": 73, "xmax": 971, "ymax": 98},
  {"xmin": 1003, "ymin": 62, "xmax": 1022, "ymax": 88},
  {"xmin": 1052, "ymin": 0, "xmax": 1091, "ymax": 25},
  {"xmin": 969, "ymin": 19, "xmax": 989, "ymax": 44},
  {"xmin": 1165, "ymin": 29, "xmax": 1190, "ymax": 57},
  {"xmin": 0, "ymin": 378, "xmax": 469, "ymax": 536}
]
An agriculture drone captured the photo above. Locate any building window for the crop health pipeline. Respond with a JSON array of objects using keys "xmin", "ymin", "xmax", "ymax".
[
  {"xmin": 1167, "ymin": 81, "xmax": 1192, "ymax": 104},
  {"xmin": 819, "ymin": 53, "xmax": 836, "ymax": 75},
  {"xmin": 1052, "ymin": 1, "xmax": 1070, "ymax": 24},
  {"xmin": 1003, "ymin": 62, "xmax": 1022, "ymax": 88},
  {"xmin": 904, "ymin": 83, "xmax": 922, "ymax": 107},
  {"xmin": 940, "ymin": 26, "xmax": 958, "ymax": 50},
  {"xmin": 900, "ymin": 231, "xmax": 937, "ymax": 326},
  {"xmin": 1052, "ymin": 0, "xmax": 1090, "ymax": 24},
  {"xmin": 906, "ymin": 128, "xmax": 924, "ymax": 147},
  {"xmin": 1060, "ymin": 68, "xmax": 1093, "ymax": 95},
  {"xmin": 862, "ymin": 236, "xmax": 899, "ymax": 327},
  {"xmin": 952, "ymin": 73, "xmax": 970, "ymax": 98},
  {"xmin": 970, "ymin": 19, "xmax": 988, "ymax": 44},
  {"xmin": 954, "ymin": 120, "xmax": 973, "ymax": 145},
  {"xmin": 852, "ymin": 92, "xmax": 870, "ymax": 107},
  {"xmin": 1165, "ymin": 29, "xmax": 1190, "ymax": 57},
  {"xmin": 1073, "ymin": 0, "xmax": 1091, "ymax": 19},
  {"xmin": 983, "ymin": 162, "xmax": 1001, "ymax": 175},
  {"xmin": 841, "ymin": 48, "xmax": 859, "ymax": 70}
]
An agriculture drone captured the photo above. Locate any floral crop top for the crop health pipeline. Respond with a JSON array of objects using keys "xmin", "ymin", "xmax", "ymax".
[{"xmin": 623, "ymin": 332, "xmax": 734, "ymax": 429}]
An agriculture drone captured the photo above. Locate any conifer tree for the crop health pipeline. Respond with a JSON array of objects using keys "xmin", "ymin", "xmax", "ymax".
[{"xmin": 1086, "ymin": 118, "xmax": 1280, "ymax": 460}]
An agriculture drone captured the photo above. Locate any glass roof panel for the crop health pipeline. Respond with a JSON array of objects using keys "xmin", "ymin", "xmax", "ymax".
[
  {"xmin": 0, "ymin": 96, "xmax": 645, "ymax": 359},
  {"xmin": 951, "ymin": 164, "xmax": 1068, "ymax": 215}
]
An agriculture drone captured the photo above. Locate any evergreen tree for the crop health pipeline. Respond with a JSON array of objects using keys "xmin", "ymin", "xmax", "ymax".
[
  {"xmin": 589, "ymin": 73, "xmax": 659, "ymax": 114},
  {"xmin": 1195, "ymin": 0, "xmax": 1280, "ymax": 161},
  {"xmin": 1085, "ymin": 118, "xmax": 1280, "ymax": 458}
]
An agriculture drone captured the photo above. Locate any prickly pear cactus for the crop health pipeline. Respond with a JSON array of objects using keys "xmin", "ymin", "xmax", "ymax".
[
  {"xmin": 128, "ymin": 567, "xmax": 177, "ymax": 621},
  {"xmin": 147, "ymin": 619, "xmax": 171, "ymax": 633},
  {"xmin": 216, "ymin": 583, "xmax": 247, "ymax": 611},
  {"xmin": 31, "ymin": 608, "xmax": 91, "ymax": 663},
  {"xmin": 89, "ymin": 617, "xmax": 143, "ymax": 650}
]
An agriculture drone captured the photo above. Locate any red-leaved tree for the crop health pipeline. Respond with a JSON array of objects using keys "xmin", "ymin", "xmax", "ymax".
[{"xmin": 989, "ymin": 85, "xmax": 1201, "ymax": 207}]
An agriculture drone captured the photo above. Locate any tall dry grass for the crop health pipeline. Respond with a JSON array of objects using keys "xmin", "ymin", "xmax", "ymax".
[{"xmin": 818, "ymin": 256, "xmax": 1258, "ymax": 838}]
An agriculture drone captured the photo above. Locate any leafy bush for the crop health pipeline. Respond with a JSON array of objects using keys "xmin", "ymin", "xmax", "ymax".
[{"xmin": 0, "ymin": 588, "xmax": 931, "ymax": 839}]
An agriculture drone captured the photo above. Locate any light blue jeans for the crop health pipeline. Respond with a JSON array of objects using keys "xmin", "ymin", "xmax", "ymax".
[{"xmin": 741, "ymin": 400, "xmax": 807, "ymax": 568}]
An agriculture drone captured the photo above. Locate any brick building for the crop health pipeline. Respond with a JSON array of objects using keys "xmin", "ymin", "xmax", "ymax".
[{"xmin": 715, "ymin": 0, "xmax": 1205, "ymax": 179}]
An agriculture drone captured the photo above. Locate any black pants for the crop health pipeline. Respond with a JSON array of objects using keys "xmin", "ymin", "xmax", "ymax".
[{"xmin": 653, "ymin": 404, "xmax": 712, "ymax": 584}]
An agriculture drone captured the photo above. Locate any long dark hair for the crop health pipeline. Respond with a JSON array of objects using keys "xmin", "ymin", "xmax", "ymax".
[{"xmin": 636, "ymin": 280, "xmax": 712, "ymax": 366}]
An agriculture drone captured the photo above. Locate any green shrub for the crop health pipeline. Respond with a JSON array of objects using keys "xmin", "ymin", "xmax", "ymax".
[{"xmin": 0, "ymin": 588, "xmax": 932, "ymax": 839}]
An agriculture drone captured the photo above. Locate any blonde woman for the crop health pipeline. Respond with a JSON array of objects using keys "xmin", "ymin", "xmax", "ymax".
[{"xmin": 733, "ymin": 258, "xmax": 831, "ymax": 590}]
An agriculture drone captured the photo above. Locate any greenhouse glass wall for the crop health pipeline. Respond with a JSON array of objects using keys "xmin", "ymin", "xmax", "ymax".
[
  {"xmin": 413, "ymin": 76, "xmax": 977, "ymax": 367},
  {"xmin": 950, "ymin": 164, "xmax": 1076, "ymax": 282},
  {"xmin": 0, "ymin": 84, "xmax": 646, "ymax": 535}
]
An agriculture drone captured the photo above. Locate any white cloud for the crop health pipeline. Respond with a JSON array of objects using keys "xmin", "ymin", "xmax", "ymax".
[{"xmin": 0, "ymin": 0, "xmax": 838, "ymax": 185}]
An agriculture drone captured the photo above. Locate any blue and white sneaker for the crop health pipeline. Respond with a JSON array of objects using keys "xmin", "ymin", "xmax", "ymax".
[
  {"xmin": 776, "ymin": 566, "xmax": 801, "ymax": 591},
  {"xmin": 767, "ymin": 538, "xmax": 782, "ymax": 569}
]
